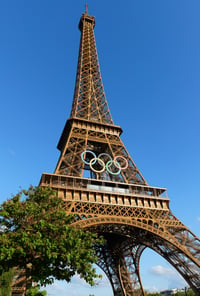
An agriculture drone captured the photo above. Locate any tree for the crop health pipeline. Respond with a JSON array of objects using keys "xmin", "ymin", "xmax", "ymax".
[
  {"xmin": 174, "ymin": 289, "xmax": 195, "ymax": 296},
  {"xmin": 0, "ymin": 186, "xmax": 103, "ymax": 289},
  {"xmin": 26, "ymin": 285, "xmax": 47, "ymax": 296},
  {"xmin": 0, "ymin": 268, "xmax": 16, "ymax": 296}
]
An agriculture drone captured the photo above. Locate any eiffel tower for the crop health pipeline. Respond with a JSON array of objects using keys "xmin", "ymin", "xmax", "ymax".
[{"xmin": 38, "ymin": 8, "xmax": 200, "ymax": 296}]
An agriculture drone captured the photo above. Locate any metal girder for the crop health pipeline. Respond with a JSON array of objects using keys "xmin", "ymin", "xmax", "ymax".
[
  {"xmin": 11, "ymin": 269, "xmax": 26, "ymax": 296},
  {"xmin": 95, "ymin": 236, "xmax": 145, "ymax": 296}
]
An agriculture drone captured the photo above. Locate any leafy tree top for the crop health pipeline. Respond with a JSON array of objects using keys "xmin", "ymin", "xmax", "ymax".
[
  {"xmin": 26, "ymin": 285, "xmax": 47, "ymax": 296},
  {"xmin": 0, "ymin": 186, "xmax": 103, "ymax": 286}
]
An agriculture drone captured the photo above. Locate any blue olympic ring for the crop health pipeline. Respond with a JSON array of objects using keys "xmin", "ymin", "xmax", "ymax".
[{"xmin": 81, "ymin": 150, "xmax": 96, "ymax": 165}]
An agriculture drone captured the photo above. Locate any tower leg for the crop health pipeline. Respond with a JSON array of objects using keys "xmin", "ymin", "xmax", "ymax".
[
  {"xmin": 96, "ymin": 235, "xmax": 145, "ymax": 296},
  {"xmin": 96, "ymin": 240, "xmax": 125, "ymax": 295},
  {"xmin": 118, "ymin": 244, "xmax": 145, "ymax": 296}
]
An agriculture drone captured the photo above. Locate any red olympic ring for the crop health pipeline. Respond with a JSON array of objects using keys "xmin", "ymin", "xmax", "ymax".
[{"xmin": 114, "ymin": 155, "xmax": 128, "ymax": 170}]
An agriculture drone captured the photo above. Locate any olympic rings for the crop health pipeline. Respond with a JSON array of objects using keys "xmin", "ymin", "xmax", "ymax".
[{"xmin": 81, "ymin": 150, "xmax": 128, "ymax": 175}]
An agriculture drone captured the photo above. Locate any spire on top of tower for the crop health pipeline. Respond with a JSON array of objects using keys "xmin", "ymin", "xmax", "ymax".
[
  {"xmin": 85, "ymin": 3, "xmax": 88, "ymax": 14},
  {"xmin": 70, "ymin": 8, "xmax": 113, "ymax": 124}
]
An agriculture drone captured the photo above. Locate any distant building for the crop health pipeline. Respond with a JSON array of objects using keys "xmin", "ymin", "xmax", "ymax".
[{"xmin": 160, "ymin": 289, "xmax": 178, "ymax": 296}]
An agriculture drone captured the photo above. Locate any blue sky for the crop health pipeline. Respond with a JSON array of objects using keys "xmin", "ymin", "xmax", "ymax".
[{"xmin": 0, "ymin": 0, "xmax": 200, "ymax": 294}]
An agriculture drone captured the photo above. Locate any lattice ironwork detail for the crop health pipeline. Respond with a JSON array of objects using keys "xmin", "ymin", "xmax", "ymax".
[
  {"xmin": 90, "ymin": 224, "xmax": 200, "ymax": 295},
  {"xmin": 96, "ymin": 238, "xmax": 145, "ymax": 296},
  {"xmin": 70, "ymin": 13, "xmax": 113, "ymax": 124},
  {"xmin": 11, "ymin": 269, "xmax": 26, "ymax": 296},
  {"xmin": 55, "ymin": 121, "xmax": 147, "ymax": 184}
]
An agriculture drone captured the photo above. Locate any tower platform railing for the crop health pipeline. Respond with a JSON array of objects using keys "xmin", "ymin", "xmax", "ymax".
[{"xmin": 39, "ymin": 173, "xmax": 169, "ymax": 210}]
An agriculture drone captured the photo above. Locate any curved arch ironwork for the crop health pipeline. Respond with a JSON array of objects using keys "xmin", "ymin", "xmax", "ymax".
[{"xmin": 72, "ymin": 217, "xmax": 200, "ymax": 295}]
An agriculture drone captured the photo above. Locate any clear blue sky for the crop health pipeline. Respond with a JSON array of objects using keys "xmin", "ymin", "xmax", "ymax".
[{"xmin": 0, "ymin": 0, "xmax": 200, "ymax": 294}]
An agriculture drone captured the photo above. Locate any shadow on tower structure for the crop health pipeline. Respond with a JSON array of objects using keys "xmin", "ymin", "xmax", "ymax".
[{"xmin": 36, "ymin": 9, "xmax": 200, "ymax": 296}]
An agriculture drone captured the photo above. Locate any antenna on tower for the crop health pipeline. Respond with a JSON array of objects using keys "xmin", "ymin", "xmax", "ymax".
[{"xmin": 85, "ymin": 3, "xmax": 88, "ymax": 14}]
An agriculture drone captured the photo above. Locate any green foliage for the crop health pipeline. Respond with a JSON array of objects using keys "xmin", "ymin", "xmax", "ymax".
[
  {"xmin": 0, "ymin": 268, "xmax": 16, "ymax": 296},
  {"xmin": 26, "ymin": 285, "xmax": 47, "ymax": 296},
  {"xmin": 144, "ymin": 288, "xmax": 195, "ymax": 296},
  {"xmin": 0, "ymin": 186, "xmax": 103, "ymax": 287},
  {"xmin": 187, "ymin": 290, "xmax": 195, "ymax": 296},
  {"xmin": 174, "ymin": 289, "xmax": 195, "ymax": 296}
]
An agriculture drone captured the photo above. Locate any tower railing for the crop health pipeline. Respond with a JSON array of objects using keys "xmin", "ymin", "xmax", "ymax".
[{"xmin": 39, "ymin": 173, "xmax": 169, "ymax": 210}]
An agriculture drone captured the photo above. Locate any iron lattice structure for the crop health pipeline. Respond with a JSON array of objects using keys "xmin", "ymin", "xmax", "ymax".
[
  {"xmin": 11, "ymin": 269, "xmax": 26, "ymax": 296},
  {"xmin": 13, "ymin": 9, "xmax": 200, "ymax": 296}
]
